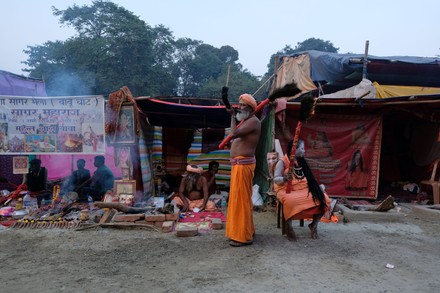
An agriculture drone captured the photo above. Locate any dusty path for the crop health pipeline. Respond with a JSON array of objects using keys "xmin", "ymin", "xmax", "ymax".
[{"xmin": 1, "ymin": 206, "xmax": 439, "ymax": 293}]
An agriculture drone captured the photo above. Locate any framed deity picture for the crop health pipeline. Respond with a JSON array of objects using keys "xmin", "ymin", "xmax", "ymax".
[
  {"xmin": 118, "ymin": 193, "xmax": 134, "ymax": 207},
  {"xmin": 121, "ymin": 168, "xmax": 130, "ymax": 180},
  {"xmin": 13, "ymin": 156, "xmax": 29, "ymax": 174},
  {"xmin": 115, "ymin": 146, "xmax": 131, "ymax": 168},
  {"xmin": 112, "ymin": 104, "xmax": 136, "ymax": 145},
  {"xmin": 114, "ymin": 180, "xmax": 136, "ymax": 196}
]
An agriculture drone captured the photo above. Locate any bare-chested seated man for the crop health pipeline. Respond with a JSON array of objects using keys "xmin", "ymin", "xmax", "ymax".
[{"xmin": 172, "ymin": 164, "xmax": 216, "ymax": 212}]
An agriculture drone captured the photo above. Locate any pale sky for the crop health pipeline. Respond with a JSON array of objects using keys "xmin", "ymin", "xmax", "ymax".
[{"xmin": 1, "ymin": 0, "xmax": 439, "ymax": 77}]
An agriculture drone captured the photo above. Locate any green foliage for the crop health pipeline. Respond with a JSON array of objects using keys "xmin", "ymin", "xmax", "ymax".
[
  {"xmin": 293, "ymin": 38, "xmax": 339, "ymax": 53},
  {"xmin": 197, "ymin": 63, "xmax": 261, "ymax": 102},
  {"xmin": 25, "ymin": 0, "xmax": 173, "ymax": 96},
  {"xmin": 23, "ymin": 0, "xmax": 262, "ymax": 99},
  {"xmin": 23, "ymin": 2, "xmax": 339, "ymax": 101}
]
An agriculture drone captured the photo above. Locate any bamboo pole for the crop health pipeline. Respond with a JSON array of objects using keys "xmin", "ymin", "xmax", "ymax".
[
  {"xmin": 226, "ymin": 64, "xmax": 231, "ymax": 87},
  {"xmin": 363, "ymin": 40, "xmax": 369, "ymax": 79}
]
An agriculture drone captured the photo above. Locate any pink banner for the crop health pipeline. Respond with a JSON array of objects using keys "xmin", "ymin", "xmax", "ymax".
[{"xmin": 285, "ymin": 114, "xmax": 382, "ymax": 199}]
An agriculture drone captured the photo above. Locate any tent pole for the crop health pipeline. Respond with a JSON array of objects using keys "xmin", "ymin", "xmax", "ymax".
[
  {"xmin": 363, "ymin": 40, "xmax": 369, "ymax": 79},
  {"xmin": 226, "ymin": 64, "xmax": 231, "ymax": 87},
  {"xmin": 271, "ymin": 55, "xmax": 279, "ymax": 151}
]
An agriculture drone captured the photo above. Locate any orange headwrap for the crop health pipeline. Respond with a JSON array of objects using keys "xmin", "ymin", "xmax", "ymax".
[{"xmin": 239, "ymin": 93, "xmax": 257, "ymax": 111}]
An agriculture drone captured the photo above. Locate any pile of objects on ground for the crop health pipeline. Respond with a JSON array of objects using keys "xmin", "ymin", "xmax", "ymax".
[
  {"xmin": 0, "ymin": 189, "xmax": 223, "ymax": 236},
  {"xmin": 0, "ymin": 189, "xmax": 177, "ymax": 231}
]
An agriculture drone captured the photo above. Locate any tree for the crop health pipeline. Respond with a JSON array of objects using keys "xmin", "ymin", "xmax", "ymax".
[
  {"xmin": 23, "ymin": 0, "xmax": 263, "ymax": 99},
  {"xmin": 172, "ymin": 42, "xmax": 260, "ymax": 98},
  {"xmin": 24, "ymin": 0, "xmax": 175, "ymax": 96},
  {"xmin": 174, "ymin": 43, "xmax": 228, "ymax": 96},
  {"xmin": 292, "ymin": 38, "xmax": 339, "ymax": 53},
  {"xmin": 197, "ymin": 63, "xmax": 261, "ymax": 101}
]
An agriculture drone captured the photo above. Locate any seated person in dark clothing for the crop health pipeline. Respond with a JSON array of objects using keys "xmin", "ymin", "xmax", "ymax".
[
  {"xmin": 68, "ymin": 159, "xmax": 91, "ymax": 193},
  {"xmin": 81, "ymin": 155, "xmax": 114, "ymax": 201},
  {"xmin": 202, "ymin": 160, "xmax": 220, "ymax": 196},
  {"xmin": 22, "ymin": 159, "xmax": 51, "ymax": 207}
]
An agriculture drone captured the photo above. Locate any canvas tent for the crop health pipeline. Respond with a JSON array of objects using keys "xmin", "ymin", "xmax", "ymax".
[
  {"xmin": 274, "ymin": 50, "xmax": 440, "ymax": 96},
  {"xmin": 263, "ymin": 51, "xmax": 440, "ymax": 200},
  {"xmin": 0, "ymin": 70, "xmax": 46, "ymax": 96},
  {"xmin": 135, "ymin": 96, "xmax": 237, "ymax": 194}
]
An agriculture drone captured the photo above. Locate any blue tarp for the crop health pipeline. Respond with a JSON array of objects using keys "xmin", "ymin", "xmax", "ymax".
[{"xmin": 284, "ymin": 50, "xmax": 440, "ymax": 85}]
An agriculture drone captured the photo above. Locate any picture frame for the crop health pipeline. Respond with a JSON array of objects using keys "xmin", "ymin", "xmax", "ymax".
[
  {"xmin": 112, "ymin": 103, "xmax": 136, "ymax": 145},
  {"xmin": 118, "ymin": 193, "xmax": 134, "ymax": 207},
  {"xmin": 24, "ymin": 134, "xmax": 56, "ymax": 153},
  {"xmin": 115, "ymin": 146, "xmax": 131, "ymax": 168},
  {"xmin": 114, "ymin": 180, "xmax": 136, "ymax": 196},
  {"xmin": 121, "ymin": 168, "xmax": 130, "ymax": 180},
  {"xmin": 13, "ymin": 156, "xmax": 29, "ymax": 174}
]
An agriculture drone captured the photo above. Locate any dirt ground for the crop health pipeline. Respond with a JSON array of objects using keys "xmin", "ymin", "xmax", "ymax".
[{"xmin": 1, "ymin": 204, "xmax": 440, "ymax": 293}]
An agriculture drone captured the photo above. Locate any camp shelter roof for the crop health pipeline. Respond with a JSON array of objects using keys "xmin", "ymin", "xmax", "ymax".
[
  {"xmin": 0, "ymin": 70, "xmax": 47, "ymax": 96},
  {"xmin": 277, "ymin": 50, "xmax": 440, "ymax": 95},
  {"xmin": 288, "ymin": 93, "xmax": 440, "ymax": 119},
  {"xmin": 135, "ymin": 96, "xmax": 231, "ymax": 129}
]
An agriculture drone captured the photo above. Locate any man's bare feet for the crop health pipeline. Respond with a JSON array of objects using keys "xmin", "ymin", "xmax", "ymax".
[{"xmin": 308, "ymin": 222, "xmax": 318, "ymax": 239}]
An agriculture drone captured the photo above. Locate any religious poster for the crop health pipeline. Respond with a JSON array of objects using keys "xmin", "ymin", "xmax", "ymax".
[
  {"xmin": 284, "ymin": 114, "xmax": 382, "ymax": 199},
  {"xmin": 0, "ymin": 96, "xmax": 105, "ymax": 155},
  {"xmin": 12, "ymin": 156, "xmax": 29, "ymax": 174},
  {"xmin": 109, "ymin": 104, "xmax": 136, "ymax": 145}
]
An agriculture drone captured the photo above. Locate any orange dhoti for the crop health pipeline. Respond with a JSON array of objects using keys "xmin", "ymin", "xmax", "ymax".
[
  {"xmin": 275, "ymin": 178, "xmax": 330, "ymax": 220},
  {"xmin": 225, "ymin": 157, "xmax": 255, "ymax": 243}
]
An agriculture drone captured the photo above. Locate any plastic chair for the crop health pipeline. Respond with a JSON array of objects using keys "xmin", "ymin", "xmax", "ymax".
[{"xmin": 420, "ymin": 159, "xmax": 440, "ymax": 205}]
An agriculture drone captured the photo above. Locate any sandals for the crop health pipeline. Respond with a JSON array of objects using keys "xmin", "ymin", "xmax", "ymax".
[{"xmin": 229, "ymin": 240, "xmax": 253, "ymax": 247}]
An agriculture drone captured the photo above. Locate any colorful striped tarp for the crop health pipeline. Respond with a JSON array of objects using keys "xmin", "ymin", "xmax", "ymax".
[
  {"xmin": 188, "ymin": 128, "xmax": 232, "ymax": 188},
  {"xmin": 138, "ymin": 132, "xmax": 153, "ymax": 198}
]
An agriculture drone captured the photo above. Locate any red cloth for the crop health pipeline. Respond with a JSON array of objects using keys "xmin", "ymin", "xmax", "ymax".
[
  {"xmin": 0, "ymin": 183, "xmax": 27, "ymax": 205},
  {"xmin": 172, "ymin": 197, "xmax": 216, "ymax": 211},
  {"xmin": 0, "ymin": 220, "xmax": 16, "ymax": 227},
  {"xmin": 178, "ymin": 211, "xmax": 226, "ymax": 223}
]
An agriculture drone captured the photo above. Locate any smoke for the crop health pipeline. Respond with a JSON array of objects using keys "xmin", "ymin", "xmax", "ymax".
[{"xmin": 46, "ymin": 70, "xmax": 94, "ymax": 96}]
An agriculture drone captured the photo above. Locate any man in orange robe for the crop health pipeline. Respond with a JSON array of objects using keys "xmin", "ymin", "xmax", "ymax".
[{"xmin": 225, "ymin": 93, "xmax": 261, "ymax": 247}]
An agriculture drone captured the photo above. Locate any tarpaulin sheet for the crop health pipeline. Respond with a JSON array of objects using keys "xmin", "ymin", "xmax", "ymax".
[
  {"xmin": 373, "ymin": 82, "xmax": 440, "ymax": 98},
  {"xmin": 293, "ymin": 50, "xmax": 440, "ymax": 83},
  {"xmin": 319, "ymin": 79, "xmax": 376, "ymax": 99},
  {"xmin": 277, "ymin": 50, "xmax": 440, "ymax": 87},
  {"xmin": 0, "ymin": 70, "xmax": 46, "ymax": 96}
]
